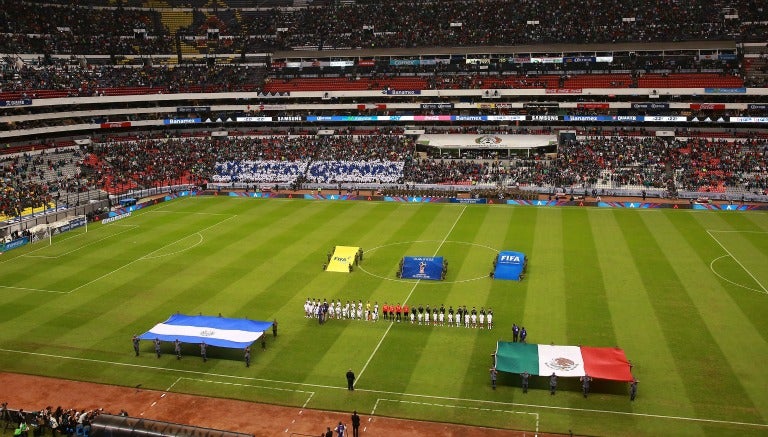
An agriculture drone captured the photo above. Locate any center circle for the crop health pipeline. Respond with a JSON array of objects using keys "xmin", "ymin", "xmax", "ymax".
[{"xmin": 357, "ymin": 240, "xmax": 499, "ymax": 284}]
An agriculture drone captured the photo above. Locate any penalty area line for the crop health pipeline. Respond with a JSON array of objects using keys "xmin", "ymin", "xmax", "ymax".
[
  {"xmin": 0, "ymin": 285, "xmax": 67, "ymax": 294},
  {"xmin": 66, "ymin": 215, "xmax": 236, "ymax": 294},
  {"xmin": 706, "ymin": 230, "xmax": 768, "ymax": 294}
]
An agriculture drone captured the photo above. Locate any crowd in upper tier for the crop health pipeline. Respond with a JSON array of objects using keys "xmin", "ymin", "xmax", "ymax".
[
  {"xmin": 0, "ymin": 0, "xmax": 766, "ymax": 56},
  {"xmin": 0, "ymin": 64, "xmax": 264, "ymax": 98}
]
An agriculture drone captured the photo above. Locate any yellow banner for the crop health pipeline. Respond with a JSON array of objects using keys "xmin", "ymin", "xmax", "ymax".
[{"xmin": 326, "ymin": 246, "xmax": 360, "ymax": 273}]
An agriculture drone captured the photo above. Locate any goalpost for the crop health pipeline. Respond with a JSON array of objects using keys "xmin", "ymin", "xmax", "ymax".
[{"xmin": 28, "ymin": 215, "xmax": 88, "ymax": 246}]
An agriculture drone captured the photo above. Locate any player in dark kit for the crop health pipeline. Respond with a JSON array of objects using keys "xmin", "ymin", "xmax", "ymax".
[
  {"xmin": 132, "ymin": 335, "xmax": 140, "ymax": 356},
  {"xmin": 439, "ymin": 304, "xmax": 446, "ymax": 326}
]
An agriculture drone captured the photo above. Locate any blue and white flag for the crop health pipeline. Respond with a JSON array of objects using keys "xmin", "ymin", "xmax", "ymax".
[{"xmin": 139, "ymin": 314, "xmax": 272, "ymax": 348}]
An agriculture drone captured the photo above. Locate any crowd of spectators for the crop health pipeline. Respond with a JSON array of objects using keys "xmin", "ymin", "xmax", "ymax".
[
  {"xmin": 0, "ymin": 3, "xmax": 160, "ymax": 37},
  {"xmin": 1, "ymin": 61, "xmax": 264, "ymax": 97},
  {"xmin": 4, "ymin": 134, "xmax": 767, "ymax": 221},
  {"xmin": 0, "ymin": 147, "xmax": 92, "ymax": 218},
  {"xmin": 0, "ymin": 59, "xmax": 745, "ymax": 103},
  {"xmin": 0, "ymin": 402, "xmax": 118, "ymax": 437},
  {"xmin": 0, "ymin": 0, "xmax": 765, "ymax": 56},
  {"xmin": 275, "ymin": 0, "xmax": 763, "ymax": 49},
  {"xmin": 185, "ymin": 135, "xmax": 412, "ymax": 184},
  {"xmin": 504, "ymin": 137, "xmax": 768, "ymax": 194},
  {"xmin": 82, "ymin": 138, "xmax": 216, "ymax": 193},
  {"xmin": 402, "ymin": 159, "xmax": 506, "ymax": 185},
  {"xmin": 86, "ymin": 135, "xmax": 413, "ymax": 191}
]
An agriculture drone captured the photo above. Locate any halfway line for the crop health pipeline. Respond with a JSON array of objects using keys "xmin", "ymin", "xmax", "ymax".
[{"xmin": 355, "ymin": 205, "xmax": 467, "ymax": 386}]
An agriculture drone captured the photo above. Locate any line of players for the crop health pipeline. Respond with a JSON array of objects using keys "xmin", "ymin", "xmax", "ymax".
[{"xmin": 304, "ymin": 298, "xmax": 494, "ymax": 329}]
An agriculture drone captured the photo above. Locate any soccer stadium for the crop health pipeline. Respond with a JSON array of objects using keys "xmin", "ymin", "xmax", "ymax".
[{"xmin": 1, "ymin": 1, "xmax": 768, "ymax": 436}]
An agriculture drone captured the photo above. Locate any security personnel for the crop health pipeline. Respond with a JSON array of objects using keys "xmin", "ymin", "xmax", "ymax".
[
  {"xmin": 581, "ymin": 374, "xmax": 592, "ymax": 398},
  {"xmin": 549, "ymin": 373, "xmax": 558, "ymax": 395},
  {"xmin": 630, "ymin": 378, "xmax": 638, "ymax": 401}
]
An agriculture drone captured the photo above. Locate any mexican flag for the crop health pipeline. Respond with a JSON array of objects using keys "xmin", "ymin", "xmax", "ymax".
[{"xmin": 494, "ymin": 342, "xmax": 634, "ymax": 381}]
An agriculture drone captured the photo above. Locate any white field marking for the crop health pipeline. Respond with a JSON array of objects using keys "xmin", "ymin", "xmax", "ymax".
[
  {"xmin": 146, "ymin": 210, "xmax": 232, "ymax": 216},
  {"xmin": 0, "ymin": 285, "xmax": 67, "ymax": 294},
  {"xmin": 706, "ymin": 230, "xmax": 768, "ymax": 233},
  {"xmin": 371, "ymin": 399, "xmax": 539, "ymax": 436},
  {"xmin": 706, "ymin": 230, "xmax": 768, "ymax": 294},
  {"xmin": 165, "ymin": 376, "xmax": 182, "ymax": 392},
  {"xmin": 709, "ymin": 255, "xmax": 765, "ymax": 294},
  {"xmin": 179, "ymin": 377, "xmax": 315, "ymax": 410},
  {"xmin": 354, "ymin": 321, "xmax": 394, "ymax": 388},
  {"xmin": 181, "ymin": 377, "xmax": 314, "ymax": 396},
  {"xmin": 141, "ymin": 376, "xmax": 181, "ymax": 417},
  {"xmin": 0, "ymin": 204, "xmax": 161, "ymax": 266},
  {"xmin": 24, "ymin": 225, "xmax": 139, "ymax": 259},
  {"xmin": 301, "ymin": 392, "xmax": 314, "ymax": 409},
  {"xmin": 357, "ymin": 238, "xmax": 498, "ymax": 284},
  {"xmin": 355, "ymin": 206, "xmax": 467, "ymax": 386},
  {"xmin": 1, "ymin": 347, "xmax": 766, "ymax": 430},
  {"xmin": 66, "ymin": 215, "xmax": 236, "ymax": 294},
  {"xmin": 140, "ymin": 233, "xmax": 204, "ymax": 260}
]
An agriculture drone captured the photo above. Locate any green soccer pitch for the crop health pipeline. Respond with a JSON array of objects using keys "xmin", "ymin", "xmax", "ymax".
[{"xmin": 1, "ymin": 196, "xmax": 767, "ymax": 436}]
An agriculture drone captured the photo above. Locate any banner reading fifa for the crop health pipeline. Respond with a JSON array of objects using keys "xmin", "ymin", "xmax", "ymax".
[
  {"xmin": 493, "ymin": 251, "xmax": 526, "ymax": 280},
  {"xmin": 400, "ymin": 256, "xmax": 445, "ymax": 280}
]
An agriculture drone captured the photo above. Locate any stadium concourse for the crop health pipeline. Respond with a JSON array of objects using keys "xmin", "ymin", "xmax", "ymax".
[{"xmin": 0, "ymin": 373, "xmax": 558, "ymax": 437}]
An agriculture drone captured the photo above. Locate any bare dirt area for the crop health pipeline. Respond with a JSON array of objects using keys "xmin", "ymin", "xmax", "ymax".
[{"xmin": 1, "ymin": 372, "xmax": 558, "ymax": 437}]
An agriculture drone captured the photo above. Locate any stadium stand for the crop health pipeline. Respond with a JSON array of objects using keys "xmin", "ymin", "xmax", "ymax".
[
  {"xmin": 1, "ymin": 0, "xmax": 768, "ymax": 228},
  {"xmin": 68, "ymin": 135, "xmax": 768, "ymax": 197},
  {"xmin": 0, "ymin": 0, "xmax": 764, "ymax": 55}
]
